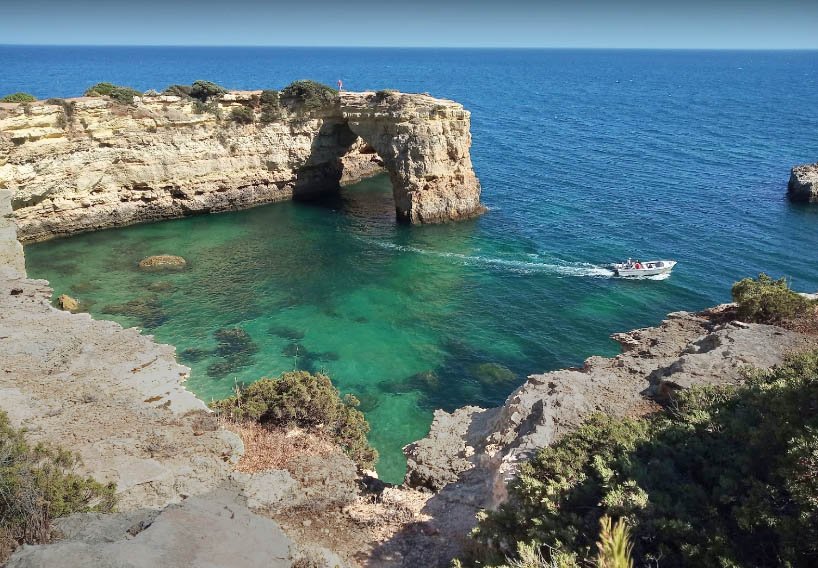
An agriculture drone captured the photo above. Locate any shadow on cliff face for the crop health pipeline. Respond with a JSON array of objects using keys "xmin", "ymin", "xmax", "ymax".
[
  {"xmin": 291, "ymin": 120, "xmax": 358, "ymax": 202},
  {"xmin": 292, "ymin": 120, "xmax": 397, "ymax": 223}
]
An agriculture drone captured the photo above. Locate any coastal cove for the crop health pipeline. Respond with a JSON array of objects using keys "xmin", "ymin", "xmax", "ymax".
[{"xmin": 10, "ymin": 47, "xmax": 818, "ymax": 482}]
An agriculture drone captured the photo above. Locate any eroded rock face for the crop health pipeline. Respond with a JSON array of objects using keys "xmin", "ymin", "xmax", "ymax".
[
  {"xmin": 788, "ymin": 162, "xmax": 818, "ymax": 202},
  {"xmin": 0, "ymin": 90, "xmax": 482, "ymax": 242}
]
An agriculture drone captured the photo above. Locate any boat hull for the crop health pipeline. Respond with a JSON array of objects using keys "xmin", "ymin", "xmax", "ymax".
[{"xmin": 613, "ymin": 260, "xmax": 676, "ymax": 278}]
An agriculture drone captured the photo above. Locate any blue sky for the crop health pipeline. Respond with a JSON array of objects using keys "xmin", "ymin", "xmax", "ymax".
[{"xmin": 1, "ymin": 0, "xmax": 817, "ymax": 49}]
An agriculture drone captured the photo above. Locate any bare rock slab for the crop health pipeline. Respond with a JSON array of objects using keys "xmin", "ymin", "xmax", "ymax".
[{"xmin": 6, "ymin": 488, "xmax": 294, "ymax": 568}]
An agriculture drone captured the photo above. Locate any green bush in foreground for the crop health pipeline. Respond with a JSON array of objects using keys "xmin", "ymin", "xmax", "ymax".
[
  {"xmin": 0, "ymin": 411, "xmax": 116, "ymax": 562},
  {"xmin": 732, "ymin": 273, "xmax": 814, "ymax": 324},
  {"xmin": 465, "ymin": 350, "xmax": 818, "ymax": 567},
  {"xmin": 210, "ymin": 371, "xmax": 377, "ymax": 469},
  {"xmin": 280, "ymin": 80, "xmax": 338, "ymax": 111},
  {"xmin": 1, "ymin": 93, "xmax": 36, "ymax": 103}
]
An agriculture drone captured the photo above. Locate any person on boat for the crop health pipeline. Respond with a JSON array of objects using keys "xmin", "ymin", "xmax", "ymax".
[{"xmin": 634, "ymin": 260, "xmax": 642, "ymax": 269}]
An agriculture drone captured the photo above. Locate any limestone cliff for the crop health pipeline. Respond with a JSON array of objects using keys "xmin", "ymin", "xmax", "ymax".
[
  {"xmin": 0, "ymin": 90, "xmax": 482, "ymax": 242},
  {"xmin": 788, "ymin": 162, "xmax": 818, "ymax": 202}
]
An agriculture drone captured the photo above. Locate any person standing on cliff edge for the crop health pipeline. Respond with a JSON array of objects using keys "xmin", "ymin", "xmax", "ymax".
[{"xmin": 337, "ymin": 79, "xmax": 343, "ymax": 92}]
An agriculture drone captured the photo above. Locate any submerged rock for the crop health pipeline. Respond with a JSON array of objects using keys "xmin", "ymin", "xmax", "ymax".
[
  {"xmin": 101, "ymin": 297, "xmax": 167, "ymax": 328},
  {"xmin": 214, "ymin": 327, "xmax": 258, "ymax": 357},
  {"xmin": 207, "ymin": 327, "xmax": 259, "ymax": 378},
  {"xmin": 57, "ymin": 294, "xmax": 80, "ymax": 312},
  {"xmin": 470, "ymin": 362, "xmax": 517, "ymax": 386},
  {"xmin": 179, "ymin": 347, "xmax": 209, "ymax": 362},
  {"xmin": 69, "ymin": 281, "xmax": 99, "ymax": 295},
  {"xmin": 281, "ymin": 342, "xmax": 305, "ymax": 358},
  {"xmin": 138, "ymin": 255, "xmax": 187, "ymax": 271},
  {"xmin": 268, "ymin": 326, "xmax": 305, "ymax": 340},
  {"xmin": 146, "ymin": 281, "xmax": 176, "ymax": 293}
]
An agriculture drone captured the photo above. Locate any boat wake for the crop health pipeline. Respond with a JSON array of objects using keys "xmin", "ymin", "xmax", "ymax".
[{"xmin": 361, "ymin": 239, "xmax": 616, "ymax": 278}]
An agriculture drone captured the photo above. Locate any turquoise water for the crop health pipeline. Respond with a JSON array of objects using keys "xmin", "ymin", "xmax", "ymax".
[{"xmin": 13, "ymin": 47, "xmax": 818, "ymax": 482}]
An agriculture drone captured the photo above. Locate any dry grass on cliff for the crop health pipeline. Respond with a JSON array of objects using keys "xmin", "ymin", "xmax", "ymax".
[{"xmin": 221, "ymin": 419, "xmax": 337, "ymax": 473}]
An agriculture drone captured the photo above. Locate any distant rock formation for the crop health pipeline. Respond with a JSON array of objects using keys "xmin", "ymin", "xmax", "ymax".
[
  {"xmin": 0, "ymin": 89, "xmax": 483, "ymax": 242},
  {"xmin": 788, "ymin": 162, "xmax": 818, "ymax": 202}
]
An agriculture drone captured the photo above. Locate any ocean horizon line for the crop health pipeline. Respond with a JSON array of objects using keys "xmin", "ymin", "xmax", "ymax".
[{"xmin": 2, "ymin": 44, "xmax": 817, "ymax": 52}]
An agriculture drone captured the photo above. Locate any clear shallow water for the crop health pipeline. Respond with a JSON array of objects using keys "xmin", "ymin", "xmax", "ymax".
[{"xmin": 10, "ymin": 47, "xmax": 818, "ymax": 482}]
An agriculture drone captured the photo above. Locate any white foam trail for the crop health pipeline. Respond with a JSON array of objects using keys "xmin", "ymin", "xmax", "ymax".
[{"xmin": 361, "ymin": 238, "xmax": 616, "ymax": 278}]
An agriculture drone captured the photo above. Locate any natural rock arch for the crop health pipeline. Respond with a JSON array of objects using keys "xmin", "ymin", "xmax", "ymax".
[{"xmin": 339, "ymin": 92, "xmax": 483, "ymax": 223}]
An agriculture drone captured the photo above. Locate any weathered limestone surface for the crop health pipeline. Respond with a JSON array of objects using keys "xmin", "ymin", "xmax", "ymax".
[
  {"xmin": 788, "ymin": 162, "xmax": 818, "ymax": 202},
  {"xmin": 0, "ymin": 189, "xmax": 348, "ymax": 567},
  {"xmin": 0, "ymin": 90, "xmax": 482, "ymax": 242},
  {"xmin": 6, "ymin": 487, "xmax": 295, "ymax": 568}
]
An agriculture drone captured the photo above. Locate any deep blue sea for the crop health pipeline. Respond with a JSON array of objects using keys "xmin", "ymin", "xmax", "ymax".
[{"xmin": 5, "ymin": 46, "xmax": 818, "ymax": 481}]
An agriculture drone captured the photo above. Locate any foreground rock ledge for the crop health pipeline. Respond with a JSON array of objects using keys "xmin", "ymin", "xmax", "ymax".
[
  {"xmin": 788, "ymin": 162, "xmax": 818, "ymax": 202},
  {"xmin": 0, "ymin": 90, "xmax": 483, "ymax": 242}
]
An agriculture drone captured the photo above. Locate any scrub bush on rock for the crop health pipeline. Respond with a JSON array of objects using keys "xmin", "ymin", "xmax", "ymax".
[
  {"xmin": 280, "ymin": 80, "xmax": 338, "ymax": 111},
  {"xmin": 731, "ymin": 273, "xmax": 814, "ymax": 324},
  {"xmin": 0, "ymin": 411, "xmax": 116, "ymax": 563},
  {"xmin": 1, "ymin": 93, "xmax": 36, "ymax": 103},
  {"xmin": 211, "ymin": 371, "xmax": 377, "ymax": 469},
  {"xmin": 84, "ymin": 82, "xmax": 141, "ymax": 105},
  {"xmin": 463, "ymin": 350, "xmax": 818, "ymax": 567},
  {"xmin": 189, "ymin": 80, "xmax": 228, "ymax": 102}
]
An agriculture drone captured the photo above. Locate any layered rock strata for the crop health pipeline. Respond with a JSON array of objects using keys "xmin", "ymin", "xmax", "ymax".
[
  {"xmin": 0, "ymin": 90, "xmax": 482, "ymax": 242},
  {"xmin": 788, "ymin": 162, "xmax": 818, "ymax": 202}
]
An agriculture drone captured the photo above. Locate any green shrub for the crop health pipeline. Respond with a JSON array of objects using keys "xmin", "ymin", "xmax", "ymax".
[
  {"xmin": 108, "ymin": 87, "xmax": 141, "ymax": 106},
  {"xmin": 259, "ymin": 89, "xmax": 282, "ymax": 123},
  {"xmin": 163, "ymin": 84, "xmax": 193, "ymax": 98},
  {"xmin": 465, "ymin": 350, "xmax": 818, "ymax": 567},
  {"xmin": 84, "ymin": 82, "xmax": 140, "ymax": 105},
  {"xmin": 192, "ymin": 100, "xmax": 221, "ymax": 119},
  {"xmin": 189, "ymin": 80, "xmax": 227, "ymax": 102},
  {"xmin": 280, "ymin": 80, "xmax": 338, "ymax": 111},
  {"xmin": 732, "ymin": 273, "xmax": 814, "ymax": 323},
  {"xmin": 84, "ymin": 82, "xmax": 118, "ymax": 97},
  {"xmin": 228, "ymin": 106, "xmax": 254, "ymax": 125},
  {"xmin": 0, "ymin": 411, "xmax": 116, "ymax": 562},
  {"xmin": 211, "ymin": 371, "xmax": 377, "ymax": 469},
  {"xmin": 0, "ymin": 93, "xmax": 36, "ymax": 103},
  {"xmin": 373, "ymin": 89, "xmax": 398, "ymax": 102}
]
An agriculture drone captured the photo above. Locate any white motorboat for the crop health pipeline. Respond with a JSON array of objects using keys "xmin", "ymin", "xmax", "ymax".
[{"xmin": 611, "ymin": 259, "xmax": 677, "ymax": 278}]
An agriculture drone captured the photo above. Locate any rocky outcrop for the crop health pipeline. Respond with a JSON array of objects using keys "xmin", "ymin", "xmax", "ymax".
[
  {"xmin": 0, "ymin": 90, "xmax": 482, "ymax": 242},
  {"xmin": 788, "ymin": 162, "xmax": 818, "ymax": 202},
  {"xmin": 400, "ymin": 306, "xmax": 817, "ymax": 562}
]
